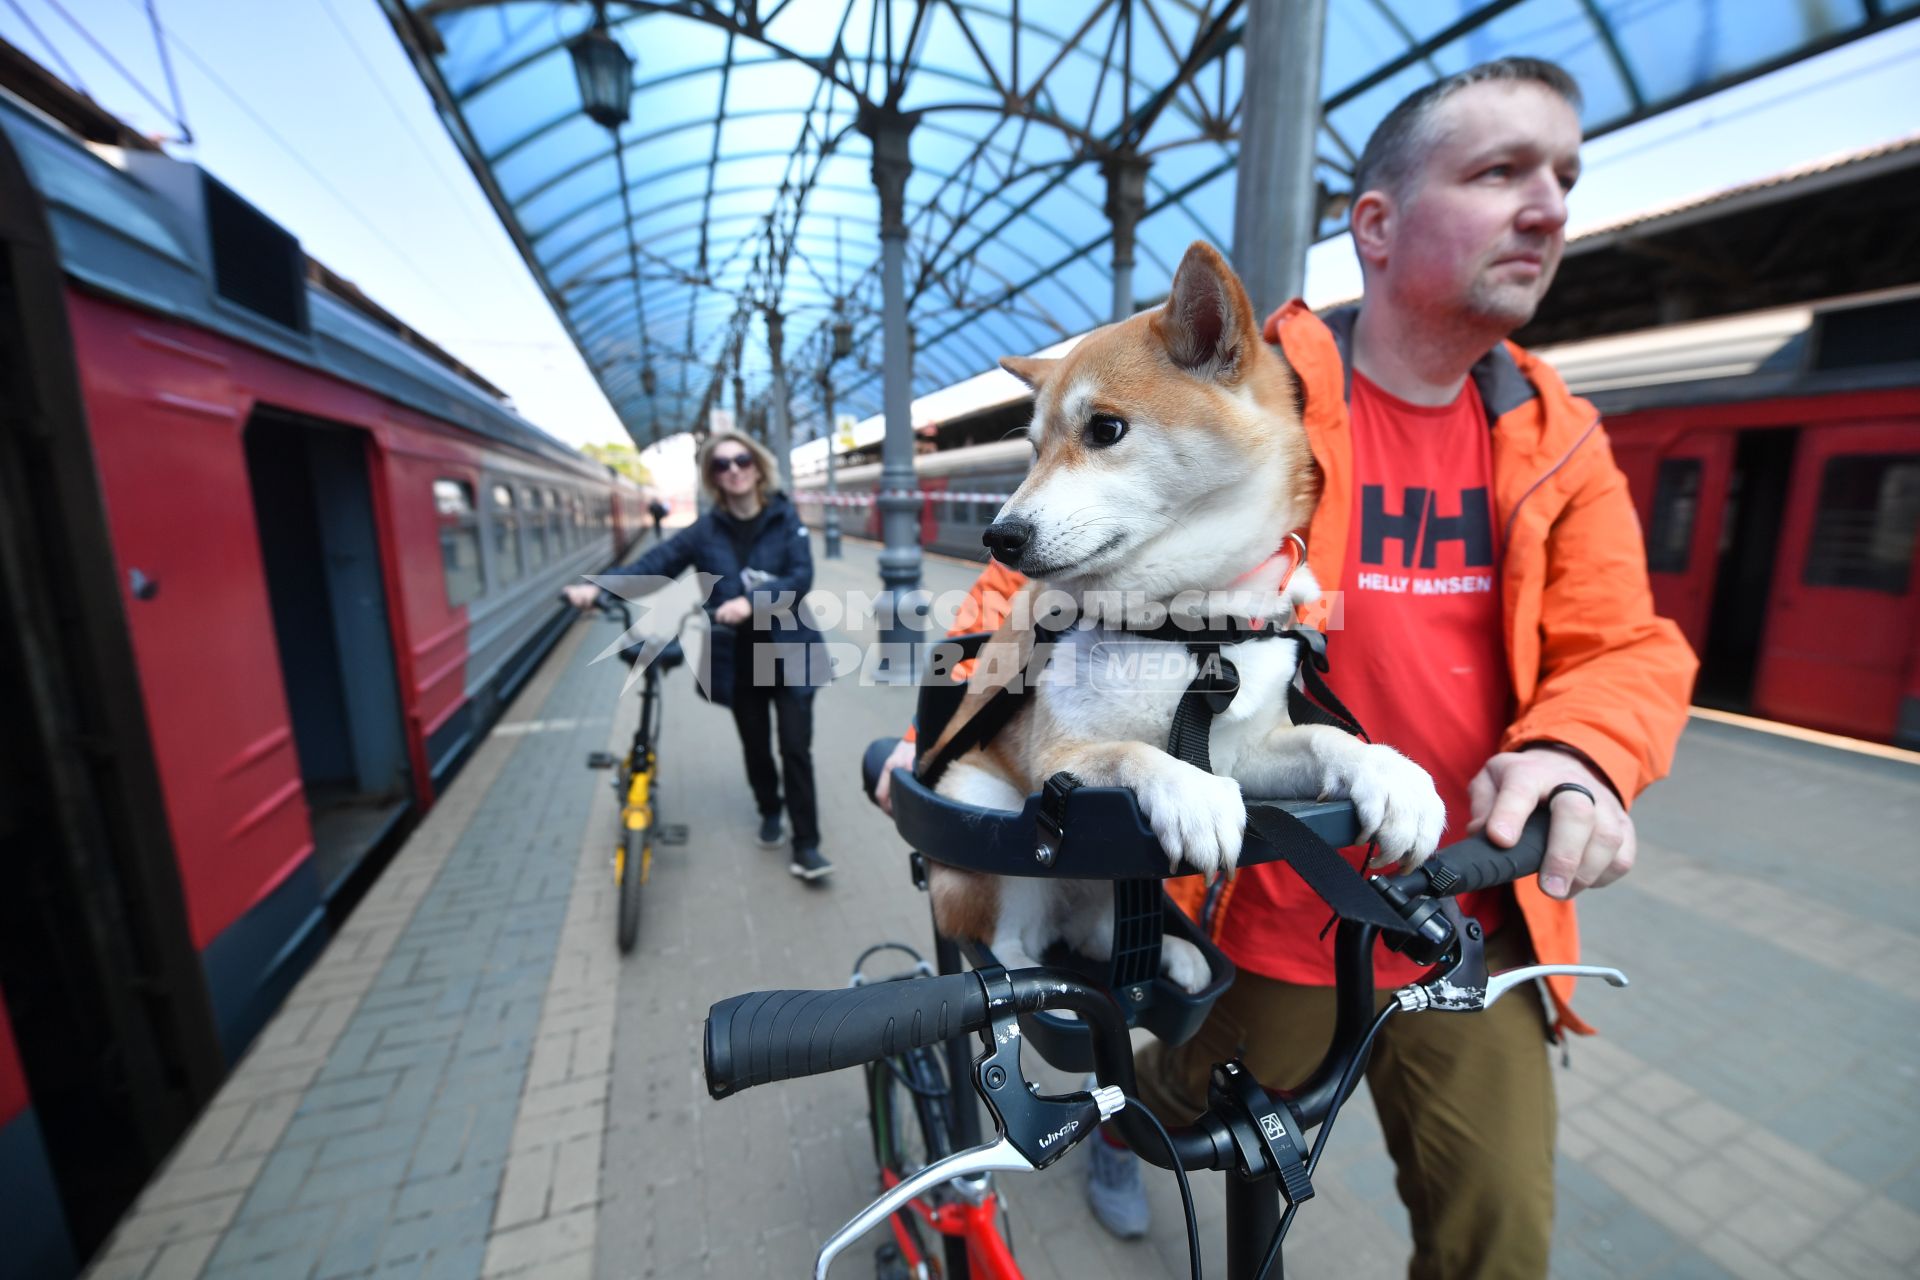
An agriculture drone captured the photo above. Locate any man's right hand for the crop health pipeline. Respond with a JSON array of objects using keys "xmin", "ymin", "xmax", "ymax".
[
  {"xmin": 873, "ymin": 737, "xmax": 918, "ymax": 816},
  {"xmin": 562, "ymin": 583, "xmax": 600, "ymax": 609}
]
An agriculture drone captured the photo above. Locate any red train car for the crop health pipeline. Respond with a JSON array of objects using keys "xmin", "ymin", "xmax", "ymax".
[
  {"xmin": 1539, "ymin": 291, "xmax": 1920, "ymax": 747},
  {"xmin": 0, "ymin": 79, "xmax": 639, "ymax": 1269}
]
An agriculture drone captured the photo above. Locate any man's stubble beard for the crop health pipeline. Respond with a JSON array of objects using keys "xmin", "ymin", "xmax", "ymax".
[{"xmin": 1464, "ymin": 254, "xmax": 1558, "ymax": 336}]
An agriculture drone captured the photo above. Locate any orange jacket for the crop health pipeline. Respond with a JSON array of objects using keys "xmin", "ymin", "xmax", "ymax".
[{"xmin": 918, "ymin": 302, "xmax": 1698, "ymax": 1034}]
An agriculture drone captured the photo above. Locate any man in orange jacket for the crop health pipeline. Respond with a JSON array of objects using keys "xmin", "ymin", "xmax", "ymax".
[{"xmin": 873, "ymin": 57, "xmax": 1695, "ymax": 1277}]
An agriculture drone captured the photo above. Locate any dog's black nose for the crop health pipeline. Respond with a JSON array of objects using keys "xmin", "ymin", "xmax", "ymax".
[{"xmin": 982, "ymin": 518, "xmax": 1033, "ymax": 566}]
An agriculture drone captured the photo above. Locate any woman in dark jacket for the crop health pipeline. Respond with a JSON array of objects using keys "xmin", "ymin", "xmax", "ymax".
[{"xmin": 567, "ymin": 431, "xmax": 832, "ymax": 879}]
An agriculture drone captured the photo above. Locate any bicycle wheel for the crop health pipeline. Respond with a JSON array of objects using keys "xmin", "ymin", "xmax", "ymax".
[
  {"xmin": 617, "ymin": 826, "xmax": 647, "ymax": 953},
  {"xmin": 866, "ymin": 1044, "xmax": 957, "ymax": 1273}
]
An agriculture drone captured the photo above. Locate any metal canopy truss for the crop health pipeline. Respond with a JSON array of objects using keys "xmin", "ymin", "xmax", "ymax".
[{"xmin": 381, "ymin": 0, "xmax": 1917, "ymax": 449}]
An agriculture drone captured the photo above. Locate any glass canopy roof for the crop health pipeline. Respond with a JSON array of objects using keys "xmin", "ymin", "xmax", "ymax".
[{"xmin": 381, "ymin": 0, "xmax": 1913, "ymax": 446}]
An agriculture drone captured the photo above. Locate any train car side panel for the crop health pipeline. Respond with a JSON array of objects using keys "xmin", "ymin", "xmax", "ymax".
[
  {"xmin": 0, "ymin": 997, "xmax": 75, "ymax": 1280},
  {"xmin": 64, "ymin": 293, "xmax": 318, "ymax": 961},
  {"xmin": 1751, "ymin": 418, "xmax": 1920, "ymax": 741}
]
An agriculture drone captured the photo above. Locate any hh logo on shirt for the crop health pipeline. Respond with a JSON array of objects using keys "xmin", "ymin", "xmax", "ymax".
[{"xmin": 1356, "ymin": 485, "xmax": 1494, "ymax": 595}]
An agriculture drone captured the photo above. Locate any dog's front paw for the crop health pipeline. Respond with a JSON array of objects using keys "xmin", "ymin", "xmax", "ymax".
[
  {"xmin": 1346, "ymin": 746, "xmax": 1446, "ymax": 871},
  {"xmin": 1159, "ymin": 936, "xmax": 1212, "ymax": 994},
  {"xmin": 1134, "ymin": 763, "xmax": 1244, "ymax": 880}
]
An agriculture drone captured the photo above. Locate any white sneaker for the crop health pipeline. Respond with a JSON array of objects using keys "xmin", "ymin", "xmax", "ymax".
[{"xmin": 1086, "ymin": 1131, "xmax": 1150, "ymax": 1238}]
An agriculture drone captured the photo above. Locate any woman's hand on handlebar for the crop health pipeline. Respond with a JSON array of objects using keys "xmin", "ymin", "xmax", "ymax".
[
  {"xmin": 873, "ymin": 738, "xmax": 917, "ymax": 816},
  {"xmin": 713, "ymin": 596, "xmax": 751, "ymax": 626},
  {"xmin": 1466, "ymin": 748, "xmax": 1634, "ymax": 900},
  {"xmin": 563, "ymin": 583, "xmax": 601, "ymax": 609}
]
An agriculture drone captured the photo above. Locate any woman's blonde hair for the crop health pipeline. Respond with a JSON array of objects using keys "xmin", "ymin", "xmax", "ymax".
[{"xmin": 696, "ymin": 431, "xmax": 781, "ymax": 507}]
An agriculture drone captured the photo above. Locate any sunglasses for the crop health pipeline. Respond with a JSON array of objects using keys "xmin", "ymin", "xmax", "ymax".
[{"xmin": 709, "ymin": 453, "xmax": 756, "ymax": 474}]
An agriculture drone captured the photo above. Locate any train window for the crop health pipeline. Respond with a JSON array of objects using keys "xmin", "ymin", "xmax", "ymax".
[
  {"xmin": 547, "ymin": 488, "xmax": 565, "ymax": 551},
  {"xmin": 1646, "ymin": 459, "xmax": 1701, "ymax": 575},
  {"xmin": 490, "ymin": 483, "xmax": 524, "ymax": 584},
  {"xmin": 1805, "ymin": 455, "xmax": 1920, "ymax": 594},
  {"xmin": 524, "ymin": 487, "xmax": 549, "ymax": 565},
  {"xmin": 435, "ymin": 480, "xmax": 483, "ymax": 607}
]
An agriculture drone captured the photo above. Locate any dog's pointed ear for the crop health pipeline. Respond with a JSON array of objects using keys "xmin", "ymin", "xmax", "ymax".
[
  {"xmin": 1152, "ymin": 241, "xmax": 1259, "ymax": 381},
  {"xmin": 999, "ymin": 355, "xmax": 1057, "ymax": 389}
]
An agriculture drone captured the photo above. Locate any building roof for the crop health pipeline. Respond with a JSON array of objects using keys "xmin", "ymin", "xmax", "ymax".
[{"xmin": 381, "ymin": 0, "xmax": 1916, "ymax": 449}]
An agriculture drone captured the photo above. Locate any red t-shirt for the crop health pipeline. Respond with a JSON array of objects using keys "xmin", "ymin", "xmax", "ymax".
[{"xmin": 1217, "ymin": 371, "xmax": 1513, "ymax": 987}]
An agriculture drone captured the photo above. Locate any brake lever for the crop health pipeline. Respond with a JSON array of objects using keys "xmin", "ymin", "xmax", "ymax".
[
  {"xmin": 1390, "ymin": 900, "xmax": 1628, "ymax": 1012},
  {"xmin": 813, "ymin": 969, "xmax": 1126, "ymax": 1278},
  {"xmin": 1397, "ymin": 962, "xmax": 1629, "ymax": 1013},
  {"xmin": 811, "ymin": 1135, "xmax": 1035, "ymax": 1280}
]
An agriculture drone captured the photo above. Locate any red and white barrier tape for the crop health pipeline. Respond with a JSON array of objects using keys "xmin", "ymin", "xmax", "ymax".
[{"xmin": 793, "ymin": 490, "xmax": 1013, "ymax": 507}]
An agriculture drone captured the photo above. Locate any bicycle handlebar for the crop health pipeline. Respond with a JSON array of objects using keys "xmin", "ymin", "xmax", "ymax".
[
  {"xmin": 705, "ymin": 806, "xmax": 1558, "ymax": 1156},
  {"xmin": 706, "ymin": 973, "xmax": 989, "ymax": 1099},
  {"xmin": 1384, "ymin": 808, "xmax": 1552, "ymax": 897}
]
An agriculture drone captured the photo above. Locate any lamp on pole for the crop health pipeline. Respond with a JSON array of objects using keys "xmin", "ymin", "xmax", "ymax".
[
  {"xmin": 817, "ymin": 365, "xmax": 842, "ymax": 560},
  {"xmin": 566, "ymin": 2, "xmax": 632, "ymax": 128},
  {"xmin": 823, "ymin": 217, "xmax": 851, "ymax": 561},
  {"xmin": 569, "ymin": 3, "xmax": 659, "ymax": 452}
]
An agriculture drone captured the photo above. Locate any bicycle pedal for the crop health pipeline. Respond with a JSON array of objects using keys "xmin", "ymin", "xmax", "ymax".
[
  {"xmin": 655, "ymin": 824, "xmax": 690, "ymax": 845},
  {"xmin": 585, "ymin": 752, "xmax": 618, "ymax": 769}
]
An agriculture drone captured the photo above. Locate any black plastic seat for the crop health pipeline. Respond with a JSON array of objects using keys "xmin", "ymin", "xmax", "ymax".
[{"xmin": 621, "ymin": 637, "xmax": 685, "ymax": 671}]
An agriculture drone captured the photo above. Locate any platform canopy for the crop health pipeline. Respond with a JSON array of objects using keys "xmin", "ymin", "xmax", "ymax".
[{"xmin": 381, "ymin": 0, "xmax": 1915, "ymax": 449}]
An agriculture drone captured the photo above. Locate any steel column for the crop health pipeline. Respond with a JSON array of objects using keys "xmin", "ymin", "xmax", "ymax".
[
  {"xmin": 1232, "ymin": 0, "xmax": 1329, "ymax": 311},
  {"xmin": 818, "ymin": 370, "xmax": 842, "ymax": 559},
  {"xmin": 765, "ymin": 307, "xmax": 792, "ymax": 490},
  {"xmin": 863, "ymin": 107, "xmax": 921, "ymax": 667},
  {"xmin": 1102, "ymin": 151, "xmax": 1150, "ymax": 323}
]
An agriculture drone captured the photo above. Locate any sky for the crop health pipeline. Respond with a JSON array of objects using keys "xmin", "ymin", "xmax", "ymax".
[{"xmin": 6, "ymin": 2, "xmax": 1920, "ymax": 456}]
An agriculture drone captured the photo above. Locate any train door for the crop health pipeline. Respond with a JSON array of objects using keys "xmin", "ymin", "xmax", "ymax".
[
  {"xmin": 1641, "ymin": 433, "xmax": 1735, "ymax": 656},
  {"xmin": 244, "ymin": 412, "xmax": 413, "ymax": 901},
  {"xmin": 1693, "ymin": 429, "xmax": 1799, "ymax": 711},
  {"xmin": 1752, "ymin": 424, "xmax": 1920, "ymax": 743}
]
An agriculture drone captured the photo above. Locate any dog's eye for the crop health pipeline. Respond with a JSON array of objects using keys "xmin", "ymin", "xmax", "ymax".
[{"xmin": 1085, "ymin": 413, "xmax": 1128, "ymax": 448}]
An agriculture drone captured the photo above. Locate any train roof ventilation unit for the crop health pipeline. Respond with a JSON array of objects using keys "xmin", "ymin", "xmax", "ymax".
[
  {"xmin": 200, "ymin": 172, "xmax": 307, "ymax": 335},
  {"xmin": 1812, "ymin": 295, "xmax": 1920, "ymax": 372}
]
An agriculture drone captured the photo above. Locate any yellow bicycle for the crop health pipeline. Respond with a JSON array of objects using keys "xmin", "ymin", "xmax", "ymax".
[{"xmin": 586, "ymin": 599, "xmax": 693, "ymax": 953}]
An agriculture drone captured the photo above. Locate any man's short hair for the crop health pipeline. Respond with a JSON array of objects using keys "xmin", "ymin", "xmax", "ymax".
[{"xmin": 1353, "ymin": 57, "xmax": 1583, "ymax": 204}]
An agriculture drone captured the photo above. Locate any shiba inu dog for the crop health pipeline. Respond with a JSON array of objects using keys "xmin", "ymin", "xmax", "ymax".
[{"xmin": 921, "ymin": 241, "xmax": 1446, "ymax": 992}]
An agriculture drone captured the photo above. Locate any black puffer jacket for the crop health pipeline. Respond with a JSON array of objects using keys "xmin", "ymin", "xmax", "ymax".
[{"xmin": 611, "ymin": 492, "xmax": 827, "ymax": 705}]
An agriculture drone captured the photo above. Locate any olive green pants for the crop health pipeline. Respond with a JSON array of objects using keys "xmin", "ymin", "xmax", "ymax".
[{"xmin": 1136, "ymin": 929, "xmax": 1556, "ymax": 1280}]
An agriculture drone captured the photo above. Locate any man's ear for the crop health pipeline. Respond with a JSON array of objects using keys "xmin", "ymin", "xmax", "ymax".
[
  {"xmin": 1151, "ymin": 240, "xmax": 1259, "ymax": 382},
  {"xmin": 999, "ymin": 355, "xmax": 1058, "ymax": 389},
  {"xmin": 1349, "ymin": 190, "xmax": 1392, "ymax": 273}
]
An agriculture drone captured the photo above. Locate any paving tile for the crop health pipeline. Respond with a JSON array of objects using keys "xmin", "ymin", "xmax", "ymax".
[{"xmin": 86, "ymin": 545, "xmax": 1920, "ymax": 1280}]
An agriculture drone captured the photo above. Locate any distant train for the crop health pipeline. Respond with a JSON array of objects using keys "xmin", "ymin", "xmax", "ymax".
[
  {"xmin": 0, "ymin": 84, "xmax": 645, "ymax": 1270},
  {"xmin": 796, "ymin": 289, "xmax": 1920, "ymax": 749}
]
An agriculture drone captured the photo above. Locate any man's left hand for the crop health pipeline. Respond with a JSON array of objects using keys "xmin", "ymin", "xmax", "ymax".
[{"xmin": 1467, "ymin": 750, "xmax": 1634, "ymax": 900}]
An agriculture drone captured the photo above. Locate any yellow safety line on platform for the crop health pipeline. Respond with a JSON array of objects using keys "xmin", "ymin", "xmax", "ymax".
[{"xmin": 1688, "ymin": 706, "xmax": 1920, "ymax": 765}]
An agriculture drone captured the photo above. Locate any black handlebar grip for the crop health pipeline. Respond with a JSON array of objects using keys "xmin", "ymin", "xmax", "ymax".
[
  {"xmin": 704, "ymin": 973, "xmax": 989, "ymax": 1099},
  {"xmin": 1417, "ymin": 806, "xmax": 1554, "ymax": 897}
]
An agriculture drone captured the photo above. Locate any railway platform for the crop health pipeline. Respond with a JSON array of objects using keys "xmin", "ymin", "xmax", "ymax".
[{"xmin": 80, "ymin": 538, "xmax": 1920, "ymax": 1280}]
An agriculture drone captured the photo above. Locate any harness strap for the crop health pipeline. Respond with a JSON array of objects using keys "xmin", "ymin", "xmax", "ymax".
[
  {"xmin": 1282, "ymin": 628, "xmax": 1369, "ymax": 741},
  {"xmin": 916, "ymin": 632, "xmax": 1062, "ymax": 791},
  {"xmin": 1244, "ymin": 804, "xmax": 1412, "ymax": 934}
]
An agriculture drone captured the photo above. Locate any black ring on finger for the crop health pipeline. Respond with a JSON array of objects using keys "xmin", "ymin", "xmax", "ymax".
[{"xmin": 1548, "ymin": 781, "xmax": 1595, "ymax": 806}]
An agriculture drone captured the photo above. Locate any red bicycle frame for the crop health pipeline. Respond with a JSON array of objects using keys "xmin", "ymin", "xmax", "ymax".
[{"xmin": 880, "ymin": 1167, "xmax": 1021, "ymax": 1279}]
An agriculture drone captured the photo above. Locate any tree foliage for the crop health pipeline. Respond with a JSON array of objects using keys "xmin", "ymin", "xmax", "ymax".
[{"xmin": 582, "ymin": 442, "xmax": 652, "ymax": 485}]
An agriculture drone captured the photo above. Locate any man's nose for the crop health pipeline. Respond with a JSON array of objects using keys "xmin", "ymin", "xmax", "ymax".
[
  {"xmin": 982, "ymin": 517, "xmax": 1034, "ymax": 566},
  {"xmin": 1518, "ymin": 173, "xmax": 1569, "ymax": 234}
]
